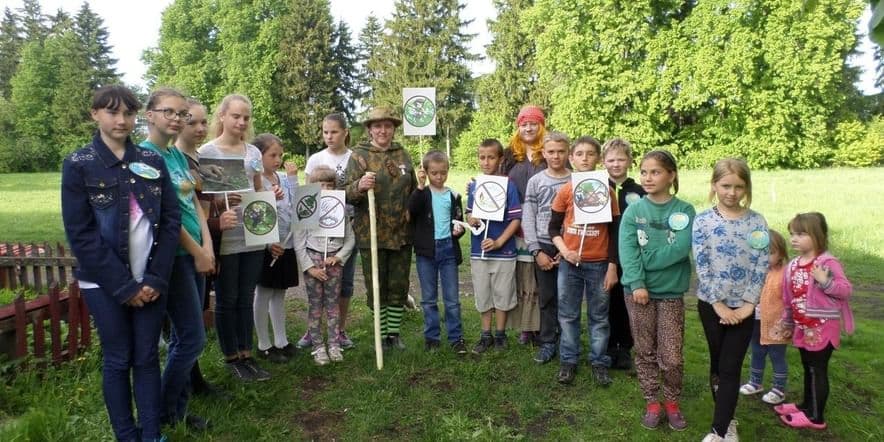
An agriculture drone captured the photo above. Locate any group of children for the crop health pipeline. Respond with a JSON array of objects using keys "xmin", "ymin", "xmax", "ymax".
[{"xmin": 62, "ymin": 86, "xmax": 854, "ymax": 441}]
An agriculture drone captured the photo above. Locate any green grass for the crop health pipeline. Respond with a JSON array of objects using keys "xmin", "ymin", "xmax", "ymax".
[{"xmin": 1, "ymin": 169, "xmax": 883, "ymax": 440}]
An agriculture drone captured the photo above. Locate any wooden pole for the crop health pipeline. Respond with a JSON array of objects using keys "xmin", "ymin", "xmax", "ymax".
[{"xmin": 367, "ymin": 175, "xmax": 383, "ymax": 370}]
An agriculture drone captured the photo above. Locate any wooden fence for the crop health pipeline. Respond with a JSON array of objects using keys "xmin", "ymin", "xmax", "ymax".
[{"xmin": 0, "ymin": 242, "xmax": 90, "ymax": 366}]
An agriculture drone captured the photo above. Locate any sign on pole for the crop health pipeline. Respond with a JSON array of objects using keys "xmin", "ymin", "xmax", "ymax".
[
  {"xmin": 317, "ymin": 190, "xmax": 346, "ymax": 238},
  {"xmin": 242, "ymin": 191, "xmax": 279, "ymax": 246},
  {"xmin": 402, "ymin": 87, "xmax": 437, "ymax": 136},
  {"xmin": 571, "ymin": 171, "xmax": 613, "ymax": 224},
  {"xmin": 293, "ymin": 183, "xmax": 321, "ymax": 230},
  {"xmin": 471, "ymin": 175, "xmax": 509, "ymax": 222},
  {"xmin": 198, "ymin": 156, "xmax": 251, "ymax": 193}
]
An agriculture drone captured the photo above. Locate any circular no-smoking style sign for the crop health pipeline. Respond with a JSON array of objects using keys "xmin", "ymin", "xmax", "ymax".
[
  {"xmin": 403, "ymin": 95, "xmax": 436, "ymax": 128},
  {"xmin": 318, "ymin": 195, "xmax": 345, "ymax": 229},
  {"xmin": 573, "ymin": 179, "xmax": 610, "ymax": 214},
  {"xmin": 474, "ymin": 181, "xmax": 506, "ymax": 214},
  {"xmin": 296, "ymin": 194, "xmax": 318, "ymax": 221},
  {"xmin": 243, "ymin": 200, "xmax": 277, "ymax": 235}
]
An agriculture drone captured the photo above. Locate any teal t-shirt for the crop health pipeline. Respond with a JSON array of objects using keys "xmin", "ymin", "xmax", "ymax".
[
  {"xmin": 140, "ymin": 141, "xmax": 201, "ymax": 255},
  {"xmin": 432, "ymin": 188, "xmax": 452, "ymax": 240}
]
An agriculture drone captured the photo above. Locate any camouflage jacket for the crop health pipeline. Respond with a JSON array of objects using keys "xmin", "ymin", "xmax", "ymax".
[{"xmin": 344, "ymin": 141, "xmax": 417, "ymax": 249}]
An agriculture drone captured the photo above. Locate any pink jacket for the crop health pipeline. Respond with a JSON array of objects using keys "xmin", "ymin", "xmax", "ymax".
[{"xmin": 781, "ymin": 253, "xmax": 854, "ymax": 334}]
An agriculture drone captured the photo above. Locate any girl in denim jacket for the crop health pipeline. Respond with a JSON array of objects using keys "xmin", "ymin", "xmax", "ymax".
[
  {"xmin": 62, "ymin": 85, "xmax": 181, "ymax": 442},
  {"xmin": 774, "ymin": 212, "xmax": 853, "ymax": 431}
]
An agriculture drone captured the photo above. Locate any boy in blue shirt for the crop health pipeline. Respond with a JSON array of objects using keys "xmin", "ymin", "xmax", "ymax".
[{"xmin": 467, "ymin": 139, "xmax": 522, "ymax": 353}]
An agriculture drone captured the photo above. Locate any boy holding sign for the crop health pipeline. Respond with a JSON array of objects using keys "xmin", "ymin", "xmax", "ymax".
[
  {"xmin": 467, "ymin": 139, "xmax": 522, "ymax": 354},
  {"xmin": 548, "ymin": 136, "xmax": 620, "ymax": 385}
]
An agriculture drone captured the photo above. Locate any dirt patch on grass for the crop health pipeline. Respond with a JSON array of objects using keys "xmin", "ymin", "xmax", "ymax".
[
  {"xmin": 405, "ymin": 369, "xmax": 455, "ymax": 393},
  {"xmin": 294, "ymin": 409, "xmax": 344, "ymax": 441},
  {"xmin": 298, "ymin": 375, "xmax": 332, "ymax": 402},
  {"xmin": 525, "ymin": 410, "xmax": 556, "ymax": 437}
]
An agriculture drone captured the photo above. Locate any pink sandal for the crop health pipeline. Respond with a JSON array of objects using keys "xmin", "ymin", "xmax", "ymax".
[
  {"xmin": 780, "ymin": 411, "xmax": 827, "ymax": 430},
  {"xmin": 773, "ymin": 403, "xmax": 800, "ymax": 415}
]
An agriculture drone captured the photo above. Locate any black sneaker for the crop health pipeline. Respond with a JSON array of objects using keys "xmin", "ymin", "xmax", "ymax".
[
  {"xmin": 451, "ymin": 339, "xmax": 468, "ymax": 355},
  {"xmin": 592, "ymin": 364, "xmax": 612, "ymax": 387},
  {"xmin": 241, "ymin": 357, "xmax": 271, "ymax": 381},
  {"xmin": 277, "ymin": 343, "xmax": 298, "ymax": 358},
  {"xmin": 257, "ymin": 347, "xmax": 288, "ymax": 364},
  {"xmin": 493, "ymin": 333, "xmax": 507, "ymax": 350},
  {"xmin": 226, "ymin": 359, "xmax": 256, "ymax": 382},
  {"xmin": 425, "ymin": 339, "xmax": 441, "ymax": 352},
  {"xmin": 387, "ymin": 334, "xmax": 406, "ymax": 350},
  {"xmin": 557, "ymin": 363, "xmax": 577, "ymax": 384},
  {"xmin": 184, "ymin": 414, "xmax": 212, "ymax": 432},
  {"xmin": 472, "ymin": 336, "xmax": 493, "ymax": 354}
]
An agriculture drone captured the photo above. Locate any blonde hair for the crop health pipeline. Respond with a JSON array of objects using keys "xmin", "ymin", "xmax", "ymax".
[
  {"xmin": 542, "ymin": 131, "xmax": 571, "ymax": 148},
  {"xmin": 708, "ymin": 158, "xmax": 752, "ymax": 208},
  {"xmin": 209, "ymin": 94, "xmax": 254, "ymax": 141},
  {"xmin": 788, "ymin": 212, "xmax": 829, "ymax": 255},
  {"xmin": 602, "ymin": 138, "xmax": 634, "ymax": 160},
  {"xmin": 509, "ymin": 125, "xmax": 547, "ymax": 166}
]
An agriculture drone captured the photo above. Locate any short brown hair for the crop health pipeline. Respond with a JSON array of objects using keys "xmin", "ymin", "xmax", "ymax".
[
  {"xmin": 479, "ymin": 138, "xmax": 504, "ymax": 157},
  {"xmin": 309, "ymin": 165, "xmax": 336, "ymax": 184},
  {"xmin": 788, "ymin": 212, "xmax": 829, "ymax": 254},
  {"xmin": 573, "ymin": 135, "xmax": 601, "ymax": 155},
  {"xmin": 422, "ymin": 150, "xmax": 449, "ymax": 170},
  {"xmin": 768, "ymin": 229, "xmax": 788, "ymax": 266}
]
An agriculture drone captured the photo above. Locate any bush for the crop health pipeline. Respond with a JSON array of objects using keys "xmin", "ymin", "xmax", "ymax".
[
  {"xmin": 453, "ymin": 110, "xmax": 512, "ymax": 171},
  {"xmin": 833, "ymin": 117, "xmax": 884, "ymax": 167}
]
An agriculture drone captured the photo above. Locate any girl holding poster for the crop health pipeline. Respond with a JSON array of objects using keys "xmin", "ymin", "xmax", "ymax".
[
  {"xmin": 198, "ymin": 94, "xmax": 271, "ymax": 382},
  {"xmin": 253, "ymin": 134, "xmax": 299, "ymax": 363}
]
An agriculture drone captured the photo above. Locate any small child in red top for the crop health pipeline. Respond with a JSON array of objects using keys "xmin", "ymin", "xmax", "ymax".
[{"xmin": 774, "ymin": 212, "xmax": 853, "ymax": 431}]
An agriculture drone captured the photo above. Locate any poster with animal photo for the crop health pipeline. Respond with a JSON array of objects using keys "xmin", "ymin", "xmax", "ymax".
[
  {"xmin": 293, "ymin": 184, "xmax": 321, "ymax": 230},
  {"xmin": 241, "ymin": 191, "xmax": 279, "ymax": 246},
  {"xmin": 198, "ymin": 156, "xmax": 251, "ymax": 193},
  {"xmin": 571, "ymin": 171, "xmax": 612, "ymax": 224},
  {"xmin": 471, "ymin": 175, "xmax": 509, "ymax": 222},
  {"xmin": 317, "ymin": 190, "xmax": 346, "ymax": 238}
]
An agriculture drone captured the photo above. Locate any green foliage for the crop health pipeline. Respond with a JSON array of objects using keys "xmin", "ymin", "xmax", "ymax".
[
  {"xmin": 0, "ymin": 8, "xmax": 23, "ymax": 99},
  {"xmin": 834, "ymin": 116, "xmax": 884, "ymax": 166},
  {"xmin": 356, "ymin": 14, "xmax": 383, "ymax": 105},
  {"xmin": 365, "ymin": 0, "xmax": 477, "ymax": 153},
  {"xmin": 73, "ymin": 2, "xmax": 120, "ymax": 89},
  {"xmin": 453, "ymin": 104, "xmax": 510, "ymax": 170},
  {"xmin": 331, "ymin": 20, "xmax": 360, "ymax": 122}
]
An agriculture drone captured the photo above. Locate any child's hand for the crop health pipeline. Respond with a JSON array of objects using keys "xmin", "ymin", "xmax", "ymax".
[
  {"xmin": 467, "ymin": 216, "xmax": 481, "ymax": 228},
  {"xmin": 271, "ymin": 184, "xmax": 284, "ymax": 200},
  {"xmin": 308, "ymin": 267, "xmax": 328, "ymax": 282},
  {"xmin": 603, "ymin": 263, "xmax": 619, "ymax": 292},
  {"xmin": 324, "ymin": 256, "xmax": 341, "ymax": 267},
  {"xmin": 535, "ymin": 251, "xmax": 554, "ymax": 271},
  {"xmin": 733, "ymin": 303, "xmax": 755, "ymax": 322},
  {"xmin": 269, "ymin": 243, "xmax": 284, "ymax": 258},
  {"xmin": 416, "ymin": 167, "xmax": 427, "ymax": 190},
  {"xmin": 480, "ymin": 238, "xmax": 499, "ymax": 251},
  {"xmin": 128, "ymin": 286, "xmax": 159, "ymax": 307},
  {"xmin": 713, "ymin": 302, "xmax": 738, "ymax": 325},
  {"xmin": 284, "ymin": 161, "xmax": 298, "ymax": 177},
  {"xmin": 561, "ymin": 249, "xmax": 580, "ymax": 266},
  {"xmin": 811, "ymin": 264, "xmax": 831, "ymax": 286},
  {"xmin": 452, "ymin": 223, "xmax": 464, "ymax": 236},
  {"xmin": 195, "ymin": 247, "xmax": 215, "ymax": 274},
  {"xmin": 219, "ymin": 209, "xmax": 238, "ymax": 231},
  {"xmin": 632, "ymin": 288, "xmax": 649, "ymax": 305}
]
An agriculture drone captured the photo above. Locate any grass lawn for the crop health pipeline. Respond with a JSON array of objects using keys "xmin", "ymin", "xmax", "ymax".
[{"xmin": 1, "ymin": 168, "xmax": 882, "ymax": 441}]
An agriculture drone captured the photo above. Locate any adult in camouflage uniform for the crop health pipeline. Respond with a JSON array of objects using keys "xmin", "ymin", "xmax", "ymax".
[{"xmin": 344, "ymin": 107, "xmax": 417, "ymax": 350}]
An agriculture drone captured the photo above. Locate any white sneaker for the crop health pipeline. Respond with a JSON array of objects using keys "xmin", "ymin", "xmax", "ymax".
[
  {"xmin": 725, "ymin": 419, "xmax": 739, "ymax": 442},
  {"xmin": 328, "ymin": 344, "xmax": 344, "ymax": 362},
  {"xmin": 311, "ymin": 346, "xmax": 330, "ymax": 366},
  {"xmin": 762, "ymin": 389, "xmax": 785, "ymax": 404},
  {"xmin": 702, "ymin": 433, "xmax": 724, "ymax": 442},
  {"xmin": 738, "ymin": 382, "xmax": 763, "ymax": 395}
]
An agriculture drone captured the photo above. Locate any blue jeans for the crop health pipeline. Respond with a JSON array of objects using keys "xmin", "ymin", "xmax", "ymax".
[
  {"xmin": 557, "ymin": 261, "xmax": 611, "ymax": 366},
  {"xmin": 416, "ymin": 238, "xmax": 462, "ymax": 343},
  {"xmin": 162, "ymin": 255, "xmax": 207, "ymax": 422},
  {"xmin": 83, "ymin": 286, "xmax": 167, "ymax": 441},
  {"xmin": 749, "ymin": 320, "xmax": 788, "ymax": 390},
  {"xmin": 215, "ymin": 251, "xmax": 264, "ymax": 357}
]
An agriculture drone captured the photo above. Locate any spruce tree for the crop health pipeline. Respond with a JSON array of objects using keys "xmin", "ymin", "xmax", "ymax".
[
  {"xmin": 356, "ymin": 14, "xmax": 383, "ymax": 106},
  {"xmin": 0, "ymin": 8, "xmax": 22, "ymax": 99},
  {"xmin": 330, "ymin": 20, "xmax": 359, "ymax": 122},
  {"xmin": 17, "ymin": 0, "xmax": 46, "ymax": 42},
  {"xmin": 74, "ymin": 2, "xmax": 120, "ymax": 89}
]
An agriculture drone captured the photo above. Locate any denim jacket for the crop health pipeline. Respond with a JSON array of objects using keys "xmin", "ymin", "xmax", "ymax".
[{"xmin": 62, "ymin": 132, "xmax": 181, "ymax": 304}]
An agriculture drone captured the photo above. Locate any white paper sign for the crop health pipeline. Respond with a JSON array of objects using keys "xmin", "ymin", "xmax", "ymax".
[
  {"xmin": 402, "ymin": 87, "xmax": 437, "ymax": 136},
  {"xmin": 198, "ymin": 156, "xmax": 251, "ymax": 194},
  {"xmin": 471, "ymin": 175, "xmax": 509, "ymax": 222},
  {"xmin": 571, "ymin": 170, "xmax": 612, "ymax": 225},
  {"xmin": 241, "ymin": 191, "xmax": 279, "ymax": 246},
  {"xmin": 317, "ymin": 190, "xmax": 346, "ymax": 238},
  {"xmin": 292, "ymin": 184, "xmax": 321, "ymax": 230}
]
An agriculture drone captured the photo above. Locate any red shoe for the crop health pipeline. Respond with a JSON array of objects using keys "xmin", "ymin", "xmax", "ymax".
[{"xmin": 780, "ymin": 411, "xmax": 827, "ymax": 430}]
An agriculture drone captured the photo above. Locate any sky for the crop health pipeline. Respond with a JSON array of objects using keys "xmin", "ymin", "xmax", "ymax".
[{"xmin": 4, "ymin": 0, "xmax": 882, "ymax": 95}]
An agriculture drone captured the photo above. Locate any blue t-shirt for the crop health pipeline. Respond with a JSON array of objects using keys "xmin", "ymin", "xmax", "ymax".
[
  {"xmin": 432, "ymin": 188, "xmax": 452, "ymax": 240},
  {"xmin": 140, "ymin": 141, "xmax": 200, "ymax": 256},
  {"xmin": 467, "ymin": 178, "xmax": 522, "ymax": 260}
]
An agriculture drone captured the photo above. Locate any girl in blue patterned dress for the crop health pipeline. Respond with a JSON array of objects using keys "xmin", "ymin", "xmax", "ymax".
[{"xmin": 692, "ymin": 158, "xmax": 770, "ymax": 442}]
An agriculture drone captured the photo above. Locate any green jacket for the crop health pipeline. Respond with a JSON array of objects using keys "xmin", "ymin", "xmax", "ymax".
[
  {"xmin": 618, "ymin": 196, "xmax": 695, "ymax": 299},
  {"xmin": 344, "ymin": 141, "xmax": 417, "ymax": 250}
]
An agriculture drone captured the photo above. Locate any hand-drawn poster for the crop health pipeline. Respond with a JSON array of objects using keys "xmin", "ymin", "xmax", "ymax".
[
  {"xmin": 242, "ymin": 191, "xmax": 279, "ymax": 246},
  {"xmin": 402, "ymin": 87, "xmax": 436, "ymax": 136},
  {"xmin": 199, "ymin": 156, "xmax": 251, "ymax": 193},
  {"xmin": 293, "ymin": 184, "xmax": 321, "ymax": 230},
  {"xmin": 318, "ymin": 190, "xmax": 346, "ymax": 238},
  {"xmin": 471, "ymin": 175, "xmax": 509, "ymax": 222},
  {"xmin": 571, "ymin": 171, "xmax": 612, "ymax": 224}
]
